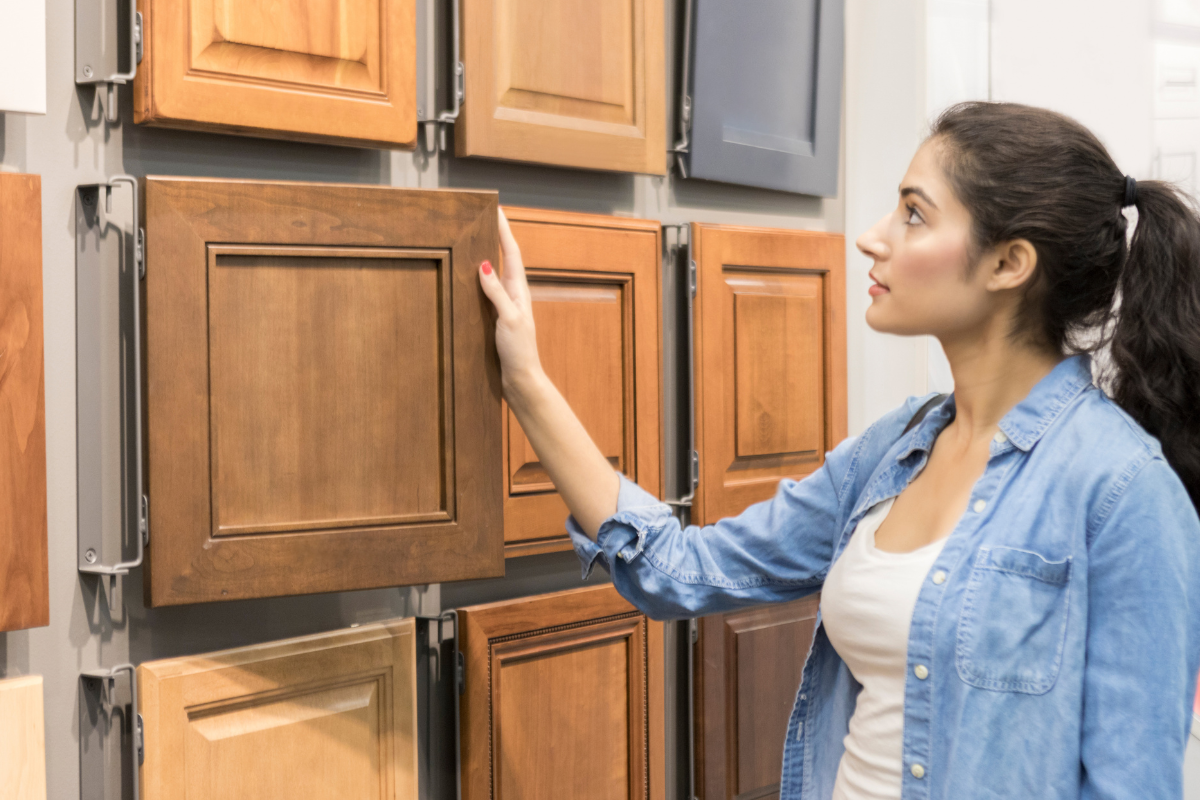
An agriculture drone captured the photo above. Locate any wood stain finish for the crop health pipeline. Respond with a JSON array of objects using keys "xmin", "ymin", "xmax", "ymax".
[{"xmin": 0, "ymin": 675, "xmax": 47, "ymax": 800}]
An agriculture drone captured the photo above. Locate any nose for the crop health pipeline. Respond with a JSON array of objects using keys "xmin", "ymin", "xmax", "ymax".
[{"xmin": 856, "ymin": 213, "xmax": 891, "ymax": 261}]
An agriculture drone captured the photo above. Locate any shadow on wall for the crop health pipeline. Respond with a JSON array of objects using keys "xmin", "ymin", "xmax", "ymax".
[
  {"xmin": 0, "ymin": 629, "xmax": 30, "ymax": 679},
  {"xmin": 670, "ymin": 172, "xmax": 825, "ymax": 219},
  {"xmin": 0, "ymin": 111, "xmax": 29, "ymax": 172},
  {"xmin": 442, "ymin": 150, "xmax": 637, "ymax": 215}
]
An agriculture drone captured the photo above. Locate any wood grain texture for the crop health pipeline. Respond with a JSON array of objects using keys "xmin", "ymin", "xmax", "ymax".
[
  {"xmin": 691, "ymin": 224, "xmax": 846, "ymax": 525},
  {"xmin": 694, "ymin": 596, "xmax": 819, "ymax": 800},
  {"xmin": 134, "ymin": 0, "xmax": 416, "ymax": 147},
  {"xmin": 144, "ymin": 177, "xmax": 502, "ymax": 606},
  {"xmin": 501, "ymin": 208, "xmax": 662, "ymax": 556},
  {"xmin": 138, "ymin": 619, "xmax": 417, "ymax": 800},
  {"xmin": 459, "ymin": 584, "xmax": 665, "ymax": 800},
  {"xmin": 457, "ymin": 0, "xmax": 665, "ymax": 173},
  {"xmin": 0, "ymin": 173, "xmax": 48, "ymax": 633},
  {"xmin": 0, "ymin": 676, "xmax": 47, "ymax": 800}
]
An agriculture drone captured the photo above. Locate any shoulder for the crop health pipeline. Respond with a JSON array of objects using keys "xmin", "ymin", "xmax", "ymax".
[{"xmin": 825, "ymin": 393, "xmax": 943, "ymax": 502}]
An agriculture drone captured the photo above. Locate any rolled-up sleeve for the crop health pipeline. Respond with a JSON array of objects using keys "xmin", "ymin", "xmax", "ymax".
[{"xmin": 567, "ymin": 432, "xmax": 860, "ymax": 620}]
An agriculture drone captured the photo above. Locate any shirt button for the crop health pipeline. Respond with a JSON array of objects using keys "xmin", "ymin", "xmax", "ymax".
[
  {"xmin": 932, "ymin": 570, "xmax": 947, "ymax": 584},
  {"xmin": 994, "ymin": 431, "xmax": 1008, "ymax": 444},
  {"xmin": 973, "ymin": 499, "xmax": 987, "ymax": 513},
  {"xmin": 911, "ymin": 763, "xmax": 926, "ymax": 779},
  {"xmin": 914, "ymin": 664, "xmax": 929, "ymax": 680}
]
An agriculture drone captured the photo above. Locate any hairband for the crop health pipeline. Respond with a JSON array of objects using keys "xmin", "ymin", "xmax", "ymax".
[{"xmin": 1123, "ymin": 175, "xmax": 1138, "ymax": 208}]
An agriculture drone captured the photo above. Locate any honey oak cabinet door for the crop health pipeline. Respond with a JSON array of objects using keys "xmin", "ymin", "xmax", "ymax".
[
  {"xmin": 138, "ymin": 620, "xmax": 417, "ymax": 800},
  {"xmin": 458, "ymin": 584, "xmax": 665, "ymax": 800},
  {"xmin": 134, "ymin": 0, "xmax": 416, "ymax": 147},
  {"xmin": 501, "ymin": 208, "xmax": 662, "ymax": 556},
  {"xmin": 695, "ymin": 596, "xmax": 819, "ymax": 800},
  {"xmin": 0, "ymin": 173, "xmax": 48, "ymax": 633},
  {"xmin": 692, "ymin": 224, "xmax": 846, "ymax": 525},
  {"xmin": 144, "ymin": 178, "xmax": 502, "ymax": 606},
  {"xmin": 0, "ymin": 676, "xmax": 47, "ymax": 800},
  {"xmin": 457, "ymin": 0, "xmax": 666, "ymax": 173}
]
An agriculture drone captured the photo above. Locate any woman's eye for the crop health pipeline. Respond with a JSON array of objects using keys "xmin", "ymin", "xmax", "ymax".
[{"xmin": 905, "ymin": 205, "xmax": 923, "ymax": 226}]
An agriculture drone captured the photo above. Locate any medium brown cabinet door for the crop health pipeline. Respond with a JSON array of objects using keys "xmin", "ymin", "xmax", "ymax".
[
  {"xmin": 692, "ymin": 224, "xmax": 846, "ymax": 525},
  {"xmin": 138, "ymin": 620, "xmax": 418, "ymax": 799},
  {"xmin": 695, "ymin": 595, "xmax": 819, "ymax": 800},
  {"xmin": 458, "ymin": 584, "xmax": 665, "ymax": 800},
  {"xmin": 0, "ymin": 173, "xmax": 48, "ymax": 633},
  {"xmin": 457, "ymin": 0, "xmax": 666, "ymax": 174},
  {"xmin": 502, "ymin": 208, "xmax": 662, "ymax": 556},
  {"xmin": 144, "ymin": 178, "xmax": 502, "ymax": 606},
  {"xmin": 0, "ymin": 676, "xmax": 46, "ymax": 800},
  {"xmin": 134, "ymin": 0, "xmax": 416, "ymax": 147}
]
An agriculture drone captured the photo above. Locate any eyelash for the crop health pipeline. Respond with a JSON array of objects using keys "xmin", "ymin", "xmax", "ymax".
[{"xmin": 904, "ymin": 204, "xmax": 923, "ymax": 226}]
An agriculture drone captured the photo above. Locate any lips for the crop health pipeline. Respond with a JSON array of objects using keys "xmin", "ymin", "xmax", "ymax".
[{"xmin": 868, "ymin": 272, "xmax": 889, "ymax": 296}]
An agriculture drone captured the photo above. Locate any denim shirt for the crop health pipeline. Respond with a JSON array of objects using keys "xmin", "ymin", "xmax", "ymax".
[{"xmin": 569, "ymin": 355, "xmax": 1200, "ymax": 799}]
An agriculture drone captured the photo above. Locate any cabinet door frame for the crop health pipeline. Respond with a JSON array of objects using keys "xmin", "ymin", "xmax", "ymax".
[
  {"xmin": 134, "ymin": 0, "xmax": 417, "ymax": 147},
  {"xmin": 501, "ymin": 207, "xmax": 662, "ymax": 556},
  {"xmin": 458, "ymin": 584, "xmax": 665, "ymax": 800},
  {"xmin": 144, "ymin": 177, "xmax": 502, "ymax": 606},
  {"xmin": 692, "ymin": 223, "xmax": 846, "ymax": 525},
  {"xmin": 457, "ymin": 0, "xmax": 666, "ymax": 173}
]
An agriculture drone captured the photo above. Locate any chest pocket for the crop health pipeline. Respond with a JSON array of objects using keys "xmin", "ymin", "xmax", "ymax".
[{"xmin": 955, "ymin": 545, "xmax": 1072, "ymax": 695}]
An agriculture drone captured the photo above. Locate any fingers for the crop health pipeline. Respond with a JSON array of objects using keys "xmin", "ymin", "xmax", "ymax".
[
  {"xmin": 478, "ymin": 260, "xmax": 520, "ymax": 322},
  {"xmin": 497, "ymin": 208, "xmax": 532, "ymax": 311}
]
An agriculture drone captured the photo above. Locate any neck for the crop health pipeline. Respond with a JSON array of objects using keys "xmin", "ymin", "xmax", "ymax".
[{"xmin": 939, "ymin": 325, "xmax": 1063, "ymax": 439}]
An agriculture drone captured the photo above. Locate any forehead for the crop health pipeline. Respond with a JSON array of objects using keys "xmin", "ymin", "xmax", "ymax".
[{"xmin": 901, "ymin": 139, "xmax": 964, "ymax": 214}]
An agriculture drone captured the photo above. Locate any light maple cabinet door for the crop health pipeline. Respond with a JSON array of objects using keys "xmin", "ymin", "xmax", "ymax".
[
  {"xmin": 144, "ymin": 178, "xmax": 502, "ymax": 606},
  {"xmin": 0, "ymin": 676, "xmax": 47, "ymax": 800},
  {"xmin": 502, "ymin": 208, "xmax": 662, "ymax": 556},
  {"xmin": 134, "ymin": 0, "xmax": 416, "ymax": 147},
  {"xmin": 694, "ymin": 596, "xmax": 819, "ymax": 800},
  {"xmin": 692, "ymin": 224, "xmax": 846, "ymax": 525},
  {"xmin": 138, "ymin": 620, "xmax": 417, "ymax": 800},
  {"xmin": 458, "ymin": 584, "xmax": 665, "ymax": 800},
  {"xmin": 0, "ymin": 173, "xmax": 49, "ymax": 633},
  {"xmin": 457, "ymin": 0, "xmax": 666, "ymax": 173}
]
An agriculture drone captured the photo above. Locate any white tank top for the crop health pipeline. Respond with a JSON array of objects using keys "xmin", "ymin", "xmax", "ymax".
[{"xmin": 819, "ymin": 497, "xmax": 948, "ymax": 800}]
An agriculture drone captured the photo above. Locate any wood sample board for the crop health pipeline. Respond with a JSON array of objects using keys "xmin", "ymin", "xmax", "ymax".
[{"xmin": 0, "ymin": 675, "xmax": 47, "ymax": 800}]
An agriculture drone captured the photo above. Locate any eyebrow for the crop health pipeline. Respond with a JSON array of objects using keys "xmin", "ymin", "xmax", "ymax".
[{"xmin": 900, "ymin": 186, "xmax": 939, "ymax": 210}]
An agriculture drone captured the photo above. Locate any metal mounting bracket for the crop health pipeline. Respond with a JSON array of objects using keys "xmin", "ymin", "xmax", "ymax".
[
  {"xmin": 77, "ymin": 178, "xmax": 148, "ymax": 588},
  {"xmin": 417, "ymin": 611, "xmax": 463, "ymax": 800},
  {"xmin": 80, "ymin": 664, "xmax": 142, "ymax": 800},
  {"xmin": 670, "ymin": 0, "xmax": 697, "ymax": 177},
  {"xmin": 76, "ymin": 0, "xmax": 143, "ymax": 123},
  {"xmin": 420, "ymin": 0, "xmax": 464, "ymax": 153},
  {"xmin": 664, "ymin": 224, "xmax": 698, "ymax": 512},
  {"xmin": 687, "ymin": 618, "xmax": 699, "ymax": 800}
]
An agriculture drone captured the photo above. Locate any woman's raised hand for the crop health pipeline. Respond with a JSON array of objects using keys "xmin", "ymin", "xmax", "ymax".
[{"xmin": 479, "ymin": 208, "xmax": 544, "ymax": 397}]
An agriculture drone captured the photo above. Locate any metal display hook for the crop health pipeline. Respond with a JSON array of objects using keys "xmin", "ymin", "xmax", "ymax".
[
  {"xmin": 418, "ymin": 610, "xmax": 463, "ymax": 800},
  {"xmin": 663, "ymin": 223, "xmax": 698, "ymax": 513},
  {"xmin": 423, "ymin": 0, "xmax": 464, "ymax": 153},
  {"xmin": 80, "ymin": 664, "xmax": 142, "ymax": 800},
  {"xmin": 75, "ymin": 0, "xmax": 144, "ymax": 122},
  {"xmin": 76, "ymin": 177, "xmax": 148, "ymax": 592}
]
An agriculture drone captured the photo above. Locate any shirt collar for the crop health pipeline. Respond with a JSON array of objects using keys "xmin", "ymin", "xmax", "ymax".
[{"xmin": 896, "ymin": 354, "xmax": 1093, "ymax": 460}]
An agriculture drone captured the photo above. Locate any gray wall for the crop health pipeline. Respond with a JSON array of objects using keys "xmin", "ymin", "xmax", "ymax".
[{"xmin": 0, "ymin": 0, "xmax": 843, "ymax": 798}]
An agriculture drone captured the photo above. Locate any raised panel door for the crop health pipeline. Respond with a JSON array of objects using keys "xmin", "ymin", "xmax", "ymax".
[
  {"xmin": 0, "ymin": 676, "xmax": 47, "ymax": 800},
  {"xmin": 145, "ymin": 178, "xmax": 501, "ymax": 606},
  {"xmin": 502, "ymin": 208, "xmax": 662, "ymax": 555},
  {"xmin": 458, "ymin": 0, "xmax": 666, "ymax": 173},
  {"xmin": 138, "ymin": 620, "xmax": 417, "ymax": 800},
  {"xmin": 134, "ymin": 0, "xmax": 416, "ymax": 146},
  {"xmin": 458, "ymin": 584, "xmax": 665, "ymax": 800},
  {"xmin": 0, "ymin": 173, "xmax": 49, "ymax": 633},
  {"xmin": 694, "ymin": 596, "xmax": 819, "ymax": 800},
  {"xmin": 692, "ymin": 224, "xmax": 846, "ymax": 525}
]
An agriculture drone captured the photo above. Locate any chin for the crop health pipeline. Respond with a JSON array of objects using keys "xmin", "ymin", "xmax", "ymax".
[{"xmin": 865, "ymin": 304, "xmax": 928, "ymax": 336}]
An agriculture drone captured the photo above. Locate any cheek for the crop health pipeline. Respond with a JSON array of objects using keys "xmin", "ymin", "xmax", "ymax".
[{"xmin": 894, "ymin": 236, "xmax": 969, "ymax": 287}]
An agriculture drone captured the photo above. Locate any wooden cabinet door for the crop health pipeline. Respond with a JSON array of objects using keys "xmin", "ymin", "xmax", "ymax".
[
  {"xmin": 692, "ymin": 224, "xmax": 846, "ymax": 525},
  {"xmin": 458, "ymin": 584, "xmax": 665, "ymax": 800},
  {"xmin": 0, "ymin": 676, "xmax": 46, "ymax": 800},
  {"xmin": 144, "ymin": 178, "xmax": 502, "ymax": 606},
  {"xmin": 134, "ymin": 0, "xmax": 416, "ymax": 147},
  {"xmin": 501, "ymin": 208, "xmax": 662, "ymax": 556},
  {"xmin": 138, "ymin": 620, "xmax": 417, "ymax": 799},
  {"xmin": 0, "ymin": 173, "xmax": 48, "ymax": 633},
  {"xmin": 694, "ymin": 596, "xmax": 819, "ymax": 800},
  {"xmin": 457, "ymin": 0, "xmax": 666, "ymax": 174}
]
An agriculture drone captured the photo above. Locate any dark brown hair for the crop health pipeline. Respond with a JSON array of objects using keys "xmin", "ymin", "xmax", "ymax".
[{"xmin": 931, "ymin": 101, "xmax": 1200, "ymax": 507}]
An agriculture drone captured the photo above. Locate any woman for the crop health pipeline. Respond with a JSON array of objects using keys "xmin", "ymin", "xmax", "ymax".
[{"xmin": 478, "ymin": 102, "xmax": 1200, "ymax": 799}]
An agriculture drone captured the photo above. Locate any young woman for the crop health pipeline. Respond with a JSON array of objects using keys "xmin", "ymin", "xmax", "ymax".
[{"xmin": 478, "ymin": 102, "xmax": 1200, "ymax": 799}]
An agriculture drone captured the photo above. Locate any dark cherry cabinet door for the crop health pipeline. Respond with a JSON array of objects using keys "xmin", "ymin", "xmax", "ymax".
[
  {"xmin": 144, "ymin": 178, "xmax": 502, "ymax": 606},
  {"xmin": 692, "ymin": 224, "xmax": 846, "ymax": 525},
  {"xmin": 458, "ymin": 584, "xmax": 665, "ymax": 800},
  {"xmin": 0, "ymin": 173, "xmax": 48, "ymax": 632},
  {"xmin": 695, "ymin": 595, "xmax": 820, "ymax": 800},
  {"xmin": 501, "ymin": 207, "xmax": 662, "ymax": 556}
]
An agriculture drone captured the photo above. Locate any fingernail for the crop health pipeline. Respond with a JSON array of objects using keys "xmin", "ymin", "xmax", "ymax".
[{"xmin": 481, "ymin": 260, "xmax": 493, "ymax": 276}]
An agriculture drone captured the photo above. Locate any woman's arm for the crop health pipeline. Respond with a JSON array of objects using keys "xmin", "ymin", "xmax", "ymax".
[{"xmin": 477, "ymin": 209, "xmax": 620, "ymax": 537}]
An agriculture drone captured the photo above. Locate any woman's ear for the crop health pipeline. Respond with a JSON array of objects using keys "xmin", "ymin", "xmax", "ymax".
[{"xmin": 988, "ymin": 238, "xmax": 1038, "ymax": 292}]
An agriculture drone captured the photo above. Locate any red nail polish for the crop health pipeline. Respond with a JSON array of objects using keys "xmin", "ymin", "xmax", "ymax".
[{"xmin": 481, "ymin": 260, "xmax": 493, "ymax": 276}]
